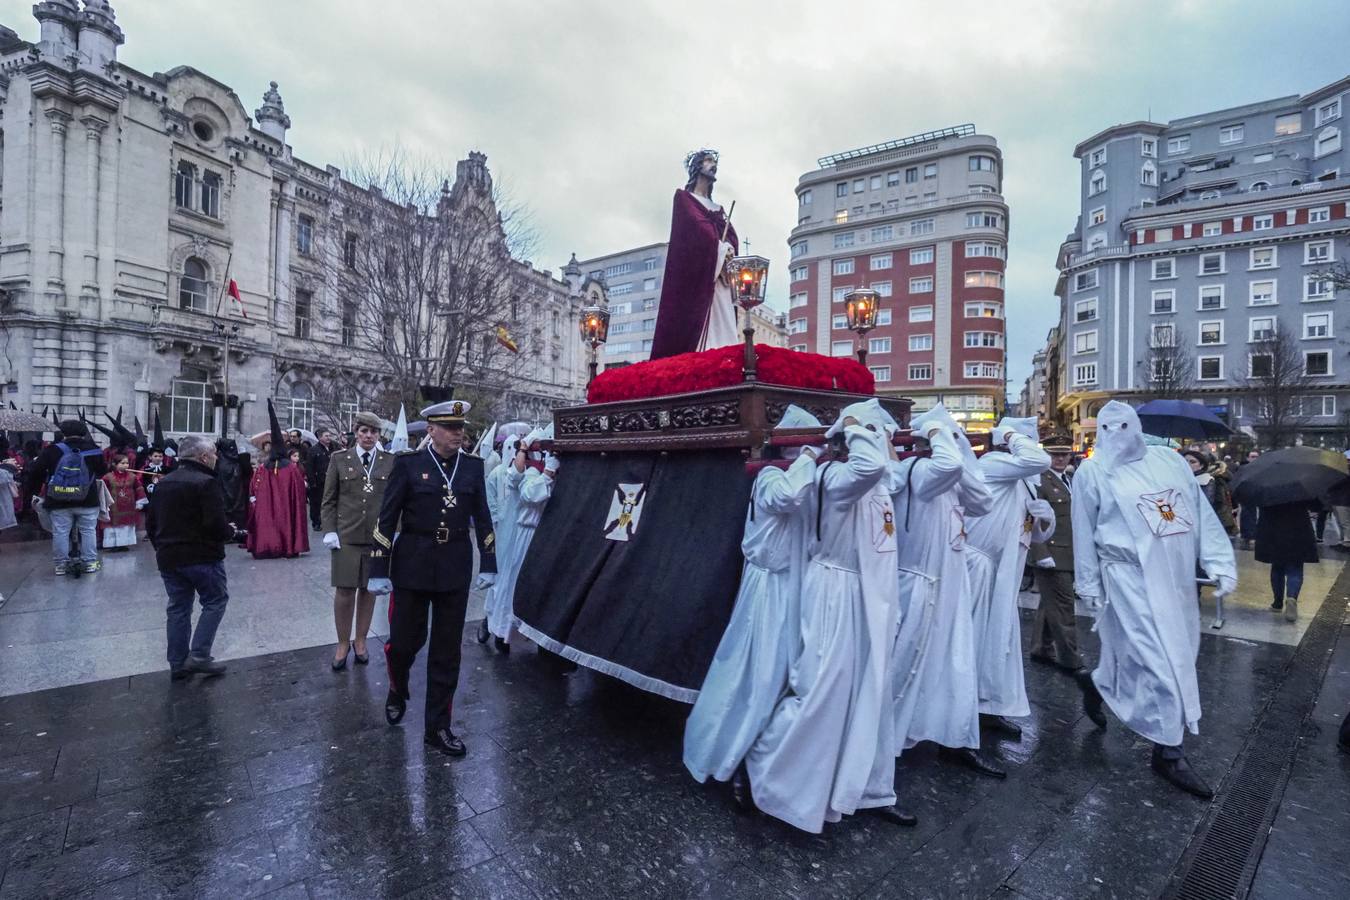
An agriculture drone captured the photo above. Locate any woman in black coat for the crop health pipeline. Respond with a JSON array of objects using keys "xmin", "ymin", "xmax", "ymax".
[{"xmin": 1254, "ymin": 500, "xmax": 1319, "ymax": 622}]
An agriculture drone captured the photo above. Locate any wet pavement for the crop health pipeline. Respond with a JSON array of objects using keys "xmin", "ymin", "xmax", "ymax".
[{"xmin": 0, "ymin": 540, "xmax": 1347, "ymax": 898}]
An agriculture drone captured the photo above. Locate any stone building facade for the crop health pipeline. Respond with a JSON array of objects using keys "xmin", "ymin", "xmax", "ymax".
[{"xmin": 0, "ymin": 2, "xmax": 590, "ymax": 440}]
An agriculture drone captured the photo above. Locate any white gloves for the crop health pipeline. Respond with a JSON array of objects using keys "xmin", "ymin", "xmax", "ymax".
[
  {"xmin": 991, "ymin": 424, "xmax": 1015, "ymax": 447},
  {"xmin": 1026, "ymin": 498, "xmax": 1054, "ymax": 523},
  {"xmin": 322, "ymin": 532, "xmax": 341, "ymax": 550},
  {"xmin": 366, "ymin": 578, "xmax": 393, "ymax": 596},
  {"xmin": 544, "ymin": 454, "xmax": 560, "ymax": 474},
  {"xmin": 249, "ymin": 495, "xmax": 256, "ymax": 504},
  {"xmin": 1079, "ymin": 594, "xmax": 1103, "ymax": 614},
  {"xmin": 135, "ymin": 498, "xmax": 149, "ymax": 510},
  {"xmin": 474, "ymin": 573, "xmax": 497, "ymax": 590},
  {"xmin": 1036, "ymin": 557, "xmax": 1055, "ymax": 569},
  {"xmin": 1214, "ymin": 574, "xmax": 1237, "ymax": 599}
]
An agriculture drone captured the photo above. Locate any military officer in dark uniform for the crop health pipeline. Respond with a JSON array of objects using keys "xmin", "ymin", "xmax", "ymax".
[
  {"xmin": 1028, "ymin": 433, "xmax": 1081, "ymax": 672},
  {"xmin": 367, "ymin": 395, "xmax": 496, "ymax": 757}
]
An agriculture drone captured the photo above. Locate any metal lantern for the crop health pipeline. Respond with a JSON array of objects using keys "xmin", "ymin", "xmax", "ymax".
[
  {"xmin": 844, "ymin": 288, "xmax": 882, "ymax": 365},
  {"xmin": 727, "ymin": 255, "xmax": 770, "ymax": 310},
  {"xmin": 579, "ymin": 304, "xmax": 611, "ymax": 386}
]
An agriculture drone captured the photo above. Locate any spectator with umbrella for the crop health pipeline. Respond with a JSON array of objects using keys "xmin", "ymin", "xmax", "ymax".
[{"xmin": 1231, "ymin": 446, "xmax": 1349, "ymax": 622}]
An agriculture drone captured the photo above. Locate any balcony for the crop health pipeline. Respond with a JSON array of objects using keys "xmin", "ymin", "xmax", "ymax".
[
  {"xmin": 1129, "ymin": 172, "xmax": 1348, "ymax": 221},
  {"xmin": 792, "ymin": 192, "xmax": 1006, "ymax": 240},
  {"xmin": 1155, "ymin": 157, "xmax": 1309, "ymax": 203}
]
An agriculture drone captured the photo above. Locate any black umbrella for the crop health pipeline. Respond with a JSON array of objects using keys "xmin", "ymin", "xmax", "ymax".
[
  {"xmin": 1135, "ymin": 399, "xmax": 1231, "ymax": 440},
  {"xmin": 1230, "ymin": 446, "xmax": 1349, "ymax": 507}
]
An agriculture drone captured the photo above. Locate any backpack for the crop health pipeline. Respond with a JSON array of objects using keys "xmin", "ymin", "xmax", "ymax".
[{"xmin": 47, "ymin": 442, "xmax": 100, "ymax": 502}]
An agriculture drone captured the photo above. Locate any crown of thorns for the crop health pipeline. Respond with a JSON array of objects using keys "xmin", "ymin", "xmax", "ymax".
[{"xmin": 685, "ymin": 148, "xmax": 719, "ymax": 175}]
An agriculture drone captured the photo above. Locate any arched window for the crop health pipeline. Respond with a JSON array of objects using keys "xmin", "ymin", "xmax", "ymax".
[
  {"xmin": 179, "ymin": 257, "xmax": 209, "ymax": 311},
  {"xmin": 1250, "ymin": 181, "xmax": 1270, "ymax": 192},
  {"xmin": 1140, "ymin": 160, "xmax": 1157, "ymax": 186},
  {"xmin": 288, "ymin": 383, "xmax": 315, "ymax": 432}
]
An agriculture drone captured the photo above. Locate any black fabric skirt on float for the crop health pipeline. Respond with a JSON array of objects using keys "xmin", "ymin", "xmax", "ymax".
[{"xmin": 512, "ymin": 449, "xmax": 753, "ymax": 702}]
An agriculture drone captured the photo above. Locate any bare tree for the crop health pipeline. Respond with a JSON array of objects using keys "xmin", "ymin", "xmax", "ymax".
[
  {"xmin": 1135, "ymin": 328, "xmax": 1196, "ymax": 401},
  {"xmin": 1318, "ymin": 260, "xmax": 1350, "ymax": 293},
  {"xmin": 322, "ymin": 149, "xmax": 537, "ymax": 412},
  {"xmin": 1244, "ymin": 329, "xmax": 1314, "ymax": 449}
]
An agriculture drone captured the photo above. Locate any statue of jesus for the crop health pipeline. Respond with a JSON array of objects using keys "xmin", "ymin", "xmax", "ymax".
[{"xmin": 648, "ymin": 149, "xmax": 740, "ymax": 360}]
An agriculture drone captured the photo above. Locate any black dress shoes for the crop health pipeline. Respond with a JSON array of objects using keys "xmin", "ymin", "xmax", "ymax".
[
  {"xmin": 730, "ymin": 762, "xmax": 754, "ymax": 813},
  {"xmin": 939, "ymin": 746, "xmax": 1007, "ymax": 779},
  {"xmin": 867, "ymin": 805, "xmax": 918, "ymax": 827},
  {"xmin": 494, "ymin": 636, "xmax": 510, "ymax": 655},
  {"xmin": 476, "ymin": 618, "xmax": 490, "ymax": 644},
  {"xmin": 1075, "ymin": 670, "xmax": 1108, "ymax": 728},
  {"xmin": 424, "ymin": 727, "xmax": 467, "ymax": 757},
  {"xmin": 1150, "ymin": 747, "xmax": 1214, "ymax": 799},
  {"xmin": 980, "ymin": 714, "xmax": 1023, "ymax": 740},
  {"xmin": 385, "ymin": 690, "xmax": 407, "ymax": 726}
]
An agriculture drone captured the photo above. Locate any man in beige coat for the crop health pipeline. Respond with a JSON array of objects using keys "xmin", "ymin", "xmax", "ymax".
[
  {"xmin": 1028, "ymin": 434, "xmax": 1081, "ymax": 672},
  {"xmin": 321, "ymin": 411, "xmax": 396, "ymax": 670}
]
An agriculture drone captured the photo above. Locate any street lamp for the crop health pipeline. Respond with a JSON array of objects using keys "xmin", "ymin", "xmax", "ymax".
[
  {"xmin": 579, "ymin": 304, "xmax": 610, "ymax": 387},
  {"xmin": 726, "ymin": 255, "xmax": 770, "ymax": 381},
  {"xmin": 844, "ymin": 288, "xmax": 881, "ymax": 366}
]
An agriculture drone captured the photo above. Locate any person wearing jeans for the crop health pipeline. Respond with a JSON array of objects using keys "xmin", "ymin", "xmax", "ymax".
[
  {"xmin": 27, "ymin": 420, "xmax": 107, "ymax": 574},
  {"xmin": 50, "ymin": 506, "xmax": 99, "ymax": 569},
  {"xmin": 1255, "ymin": 500, "xmax": 1319, "ymax": 623},
  {"xmin": 148, "ymin": 435, "xmax": 236, "ymax": 679}
]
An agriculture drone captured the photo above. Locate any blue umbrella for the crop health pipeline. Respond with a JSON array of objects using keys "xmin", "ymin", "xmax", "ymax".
[{"xmin": 1135, "ymin": 399, "xmax": 1231, "ymax": 439}]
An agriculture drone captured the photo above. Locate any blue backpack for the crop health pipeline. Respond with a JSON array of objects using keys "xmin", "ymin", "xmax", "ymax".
[{"xmin": 47, "ymin": 442, "xmax": 101, "ymax": 502}]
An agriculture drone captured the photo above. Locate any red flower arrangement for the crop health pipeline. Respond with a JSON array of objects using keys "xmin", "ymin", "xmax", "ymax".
[{"xmin": 587, "ymin": 344, "xmax": 875, "ymax": 404}]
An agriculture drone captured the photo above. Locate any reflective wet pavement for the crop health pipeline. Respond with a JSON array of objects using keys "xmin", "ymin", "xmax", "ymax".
[{"xmin": 0, "ymin": 541, "xmax": 1347, "ymax": 898}]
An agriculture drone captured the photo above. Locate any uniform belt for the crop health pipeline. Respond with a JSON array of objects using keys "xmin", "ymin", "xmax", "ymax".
[{"xmin": 403, "ymin": 526, "xmax": 468, "ymax": 544}]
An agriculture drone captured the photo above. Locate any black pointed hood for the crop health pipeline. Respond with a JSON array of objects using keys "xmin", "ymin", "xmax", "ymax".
[
  {"xmin": 266, "ymin": 399, "xmax": 290, "ymax": 467},
  {"xmin": 152, "ymin": 409, "xmax": 166, "ymax": 451}
]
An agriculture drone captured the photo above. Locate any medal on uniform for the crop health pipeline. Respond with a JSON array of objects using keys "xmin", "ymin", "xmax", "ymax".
[
  {"xmin": 428, "ymin": 445, "xmax": 462, "ymax": 513},
  {"xmin": 361, "ymin": 448, "xmax": 377, "ymax": 492},
  {"xmin": 443, "ymin": 486, "xmax": 457, "ymax": 509}
]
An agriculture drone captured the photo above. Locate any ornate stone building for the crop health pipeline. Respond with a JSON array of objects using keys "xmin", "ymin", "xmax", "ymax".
[{"xmin": 0, "ymin": 2, "xmax": 591, "ymax": 439}]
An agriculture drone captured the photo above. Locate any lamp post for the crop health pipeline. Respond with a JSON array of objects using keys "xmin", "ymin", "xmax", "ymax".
[
  {"xmin": 578, "ymin": 304, "xmax": 611, "ymax": 388},
  {"xmin": 844, "ymin": 288, "xmax": 881, "ymax": 367},
  {"xmin": 726, "ymin": 255, "xmax": 770, "ymax": 381}
]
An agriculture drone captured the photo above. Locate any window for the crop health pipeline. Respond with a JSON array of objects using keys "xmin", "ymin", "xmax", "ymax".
[
  {"xmin": 886, "ymin": 171, "xmax": 900, "ymax": 187},
  {"xmin": 1219, "ymin": 123, "xmax": 1244, "ymax": 144},
  {"xmin": 827, "ymin": 259, "xmax": 856, "ymax": 280},
  {"xmin": 286, "ymin": 383, "xmax": 315, "ymax": 433},
  {"xmin": 870, "ymin": 280, "xmax": 893, "ymax": 297},
  {"xmin": 1249, "ymin": 317, "xmax": 1276, "ymax": 342},
  {"xmin": 1250, "ymin": 247, "xmax": 1276, "ymax": 269},
  {"xmin": 853, "ymin": 179, "xmax": 865, "ymax": 194},
  {"xmin": 1305, "ymin": 240, "xmax": 1332, "ymax": 264},
  {"xmin": 831, "ymin": 340, "xmax": 854, "ymax": 357},
  {"xmin": 790, "ymin": 292, "xmax": 808, "ymax": 308},
  {"xmin": 868, "ymin": 253, "xmax": 893, "ymax": 270},
  {"xmin": 832, "ymin": 286, "xmax": 851, "ymax": 302},
  {"xmin": 1074, "ymin": 330, "xmax": 1098, "ymax": 354},
  {"xmin": 1315, "ymin": 126, "xmax": 1341, "ymax": 157},
  {"xmin": 1314, "ymin": 395, "xmax": 1337, "ymax": 417},
  {"xmin": 798, "ymin": 189, "xmax": 812, "ymax": 206},
  {"xmin": 967, "ymin": 301, "xmax": 1004, "ymax": 319},
  {"xmin": 910, "ymin": 218, "xmax": 935, "ymax": 236},
  {"xmin": 643, "ymin": 277, "xmax": 657, "ymax": 291},
  {"xmin": 835, "ymin": 182, "xmax": 848, "ymax": 198},
  {"xmin": 969, "ymin": 154, "xmax": 997, "ymax": 172},
  {"xmin": 296, "ymin": 215, "xmax": 314, "ymax": 256},
  {"xmin": 342, "ymin": 232, "xmax": 358, "ymax": 269},
  {"xmin": 178, "ymin": 257, "xmax": 209, "ymax": 312},
  {"xmin": 869, "ymin": 337, "xmax": 892, "ymax": 354},
  {"xmin": 1309, "ymin": 206, "xmax": 1331, "ymax": 224},
  {"xmin": 965, "ymin": 242, "xmax": 1004, "ymax": 259},
  {"xmin": 868, "ymin": 365, "xmax": 892, "ymax": 383},
  {"xmin": 1151, "ymin": 259, "xmax": 1175, "ymax": 280},
  {"xmin": 1152, "ymin": 358, "xmax": 1177, "ymax": 382},
  {"xmin": 1089, "ymin": 207, "xmax": 1106, "ymax": 227},
  {"xmin": 832, "ymin": 314, "xmax": 849, "ymax": 330},
  {"xmin": 1253, "ymin": 151, "xmax": 1275, "ymax": 164},
  {"xmin": 966, "ymin": 211, "xmax": 1003, "ymax": 229},
  {"xmin": 1199, "ymin": 252, "xmax": 1224, "ymax": 275},
  {"xmin": 1141, "ymin": 161, "xmax": 1157, "ymax": 186},
  {"xmin": 1306, "ymin": 351, "xmax": 1332, "ymax": 376},
  {"xmin": 1198, "ymin": 357, "xmax": 1223, "ymax": 380},
  {"xmin": 1305, "ymin": 274, "xmax": 1334, "ymax": 301},
  {"xmin": 291, "ymin": 289, "xmax": 313, "ymax": 339},
  {"xmin": 1317, "ymin": 98, "xmax": 1341, "ymax": 125},
  {"xmin": 788, "ymin": 317, "xmax": 807, "ymax": 334},
  {"xmin": 1250, "ymin": 354, "xmax": 1274, "ymax": 378},
  {"xmin": 790, "ymin": 266, "xmax": 809, "ymax": 282},
  {"xmin": 642, "ymin": 257, "xmax": 659, "ymax": 271},
  {"xmin": 965, "ymin": 362, "xmax": 1003, "ymax": 379},
  {"xmin": 791, "ymin": 240, "xmax": 808, "ymax": 258},
  {"xmin": 1089, "ymin": 147, "xmax": 1106, "ymax": 167},
  {"xmin": 1073, "ymin": 363, "xmax": 1098, "ymax": 386},
  {"xmin": 1202, "ymin": 221, "xmax": 1222, "ymax": 237},
  {"xmin": 963, "ymin": 271, "xmax": 1003, "ymax": 289},
  {"xmin": 908, "ymin": 364, "xmax": 933, "ymax": 380},
  {"xmin": 642, "ymin": 298, "xmax": 657, "ymax": 311},
  {"xmin": 1089, "ymin": 172, "xmax": 1106, "ymax": 195},
  {"xmin": 1250, "ymin": 280, "xmax": 1277, "ymax": 305},
  {"xmin": 1275, "ymin": 112, "xmax": 1303, "ymax": 135},
  {"xmin": 198, "ymin": 171, "xmax": 221, "ymax": 218},
  {"xmin": 608, "ymin": 282, "xmax": 634, "ymax": 296},
  {"xmin": 909, "ymin": 276, "xmax": 933, "ymax": 294},
  {"xmin": 910, "ymin": 305, "xmax": 933, "ymax": 323},
  {"xmin": 1253, "ymin": 214, "xmax": 1274, "ymax": 231},
  {"xmin": 1198, "ymin": 321, "xmax": 1224, "ymax": 345},
  {"xmin": 174, "ymin": 161, "xmax": 195, "ymax": 208},
  {"xmin": 870, "ymin": 225, "xmax": 893, "ymax": 242},
  {"xmin": 877, "ymin": 309, "xmax": 892, "ymax": 326},
  {"xmin": 340, "ymin": 302, "xmax": 357, "ymax": 347},
  {"xmin": 1073, "ymin": 270, "xmax": 1098, "ymax": 291},
  {"xmin": 1074, "ymin": 297, "xmax": 1098, "ymax": 322},
  {"xmin": 164, "ymin": 378, "xmax": 212, "ymax": 434},
  {"xmin": 1154, "ymin": 228, "xmax": 1174, "ymax": 243},
  {"xmin": 1305, "ymin": 311, "xmax": 1332, "ymax": 338},
  {"xmin": 908, "ymin": 334, "xmax": 933, "ymax": 351},
  {"xmin": 1142, "ymin": 138, "xmax": 1157, "ymax": 157},
  {"xmin": 1199, "ymin": 285, "xmax": 1224, "ymax": 310},
  {"xmin": 833, "ymin": 232, "xmax": 855, "ymax": 249},
  {"xmin": 910, "ymin": 247, "xmax": 934, "ymax": 265},
  {"xmin": 905, "ymin": 167, "xmax": 918, "ymax": 184},
  {"xmin": 1151, "ymin": 323, "xmax": 1175, "ymax": 347},
  {"xmin": 1152, "ymin": 289, "xmax": 1175, "ymax": 314},
  {"xmin": 1167, "ymin": 135, "xmax": 1191, "ymax": 155},
  {"xmin": 924, "ymin": 163, "xmax": 937, "ymax": 178}
]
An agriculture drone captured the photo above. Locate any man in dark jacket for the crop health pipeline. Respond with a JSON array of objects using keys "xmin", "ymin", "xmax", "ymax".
[
  {"xmin": 307, "ymin": 427, "xmax": 334, "ymax": 530},
  {"xmin": 28, "ymin": 420, "xmax": 108, "ymax": 575},
  {"xmin": 148, "ymin": 434, "xmax": 235, "ymax": 679}
]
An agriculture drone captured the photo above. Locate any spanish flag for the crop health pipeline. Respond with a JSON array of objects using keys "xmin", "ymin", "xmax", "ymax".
[{"xmin": 495, "ymin": 324, "xmax": 519, "ymax": 353}]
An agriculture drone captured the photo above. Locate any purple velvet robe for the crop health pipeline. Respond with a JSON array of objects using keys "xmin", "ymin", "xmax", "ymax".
[{"xmin": 648, "ymin": 189, "xmax": 740, "ymax": 360}]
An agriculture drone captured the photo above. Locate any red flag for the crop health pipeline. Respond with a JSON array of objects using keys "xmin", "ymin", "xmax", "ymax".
[{"xmin": 227, "ymin": 279, "xmax": 249, "ymax": 319}]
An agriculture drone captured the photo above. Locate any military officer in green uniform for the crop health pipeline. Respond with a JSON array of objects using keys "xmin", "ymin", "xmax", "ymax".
[
  {"xmin": 320, "ymin": 411, "xmax": 396, "ymax": 670},
  {"xmin": 367, "ymin": 395, "xmax": 497, "ymax": 757}
]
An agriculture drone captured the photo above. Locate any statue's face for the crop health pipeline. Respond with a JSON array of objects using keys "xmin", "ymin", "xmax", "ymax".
[{"xmin": 699, "ymin": 155, "xmax": 718, "ymax": 182}]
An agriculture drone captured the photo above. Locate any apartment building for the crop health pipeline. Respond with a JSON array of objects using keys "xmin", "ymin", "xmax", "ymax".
[{"xmin": 574, "ymin": 243, "xmax": 667, "ymax": 368}]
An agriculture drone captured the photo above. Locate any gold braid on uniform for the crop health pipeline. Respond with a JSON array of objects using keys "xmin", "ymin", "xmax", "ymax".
[
  {"xmin": 372, "ymin": 524, "xmax": 392, "ymax": 550},
  {"xmin": 484, "ymin": 531, "xmax": 495, "ymax": 550}
]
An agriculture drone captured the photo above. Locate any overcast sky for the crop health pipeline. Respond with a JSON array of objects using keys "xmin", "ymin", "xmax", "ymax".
[{"xmin": 6, "ymin": 0, "xmax": 1348, "ymax": 394}]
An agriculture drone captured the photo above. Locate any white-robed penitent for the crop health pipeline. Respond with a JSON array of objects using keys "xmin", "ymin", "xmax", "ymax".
[
  {"xmin": 683, "ymin": 406, "xmax": 821, "ymax": 784},
  {"xmin": 485, "ymin": 427, "xmax": 556, "ymax": 642},
  {"xmin": 746, "ymin": 400, "xmax": 901, "ymax": 833},
  {"xmin": 889, "ymin": 404, "xmax": 994, "ymax": 752},
  {"xmin": 965, "ymin": 417, "xmax": 1053, "ymax": 719},
  {"xmin": 1072, "ymin": 401, "xmax": 1237, "ymax": 747}
]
